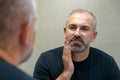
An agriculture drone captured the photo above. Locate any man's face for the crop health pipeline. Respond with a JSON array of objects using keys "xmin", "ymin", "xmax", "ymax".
[{"xmin": 64, "ymin": 12, "xmax": 97, "ymax": 54}]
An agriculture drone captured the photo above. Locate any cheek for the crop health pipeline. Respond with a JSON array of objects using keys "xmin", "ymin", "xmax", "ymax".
[
  {"xmin": 64, "ymin": 31, "xmax": 73, "ymax": 40},
  {"xmin": 84, "ymin": 34, "xmax": 94, "ymax": 42}
]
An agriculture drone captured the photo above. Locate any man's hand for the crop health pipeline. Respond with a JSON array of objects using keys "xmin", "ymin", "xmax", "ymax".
[{"xmin": 56, "ymin": 40, "xmax": 74, "ymax": 80}]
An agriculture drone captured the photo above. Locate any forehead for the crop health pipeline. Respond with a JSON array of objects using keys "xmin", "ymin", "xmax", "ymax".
[{"xmin": 67, "ymin": 12, "xmax": 94, "ymax": 26}]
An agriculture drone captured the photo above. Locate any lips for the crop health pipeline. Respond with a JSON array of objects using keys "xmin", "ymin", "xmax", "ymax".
[
  {"xmin": 70, "ymin": 40, "xmax": 82, "ymax": 44},
  {"xmin": 71, "ymin": 40, "xmax": 80, "ymax": 43}
]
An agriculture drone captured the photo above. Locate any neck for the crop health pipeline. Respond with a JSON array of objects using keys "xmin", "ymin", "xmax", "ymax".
[
  {"xmin": 0, "ymin": 49, "xmax": 20, "ymax": 66},
  {"xmin": 72, "ymin": 47, "xmax": 90, "ymax": 62}
]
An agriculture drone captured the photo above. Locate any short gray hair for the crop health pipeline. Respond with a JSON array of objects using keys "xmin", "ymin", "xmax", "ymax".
[
  {"xmin": 0, "ymin": 0, "xmax": 35, "ymax": 49},
  {"xmin": 67, "ymin": 9, "xmax": 97, "ymax": 30}
]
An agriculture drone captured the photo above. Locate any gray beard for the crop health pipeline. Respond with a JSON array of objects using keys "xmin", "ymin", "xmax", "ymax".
[{"xmin": 70, "ymin": 43, "xmax": 88, "ymax": 54}]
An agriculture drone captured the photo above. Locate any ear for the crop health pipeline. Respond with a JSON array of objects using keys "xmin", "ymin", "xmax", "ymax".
[
  {"xmin": 64, "ymin": 27, "xmax": 67, "ymax": 38},
  {"xmin": 20, "ymin": 23, "xmax": 30, "ymax": 46},
  {"xmin": 91, "ymin": 31, "xmax": 97, "ymax": 42},
  {"xmin": 64, "ymin": 27, "xmax": 66, "ymax": 33}
]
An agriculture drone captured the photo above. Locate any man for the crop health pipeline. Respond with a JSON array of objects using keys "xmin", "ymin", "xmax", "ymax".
[
  {"xmin": 0, "ymin": 0, "xmax": 36, "ymax": 80},
  {"xmin": 33, "ymin": 9, "xmax": 120, "ymax": 80}
]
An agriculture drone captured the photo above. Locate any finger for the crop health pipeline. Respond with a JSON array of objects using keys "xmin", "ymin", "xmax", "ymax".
[
  {"xmin": 63, "ymin": 40, "xmax": 70, "ymax": 56},
  {"xmin": 63, "ymin": 40, "xmax": 72, "ymax": 60}
]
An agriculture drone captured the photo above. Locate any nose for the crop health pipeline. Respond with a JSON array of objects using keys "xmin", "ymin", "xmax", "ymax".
[{"xmin": 74, "ymin": 28, "xmax": 82, "ymax": 36}]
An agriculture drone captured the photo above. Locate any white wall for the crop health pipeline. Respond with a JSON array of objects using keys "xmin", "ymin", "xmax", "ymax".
[{"xmin": 19, "ymin": 0, "xmax": 120, "ymax": 75}]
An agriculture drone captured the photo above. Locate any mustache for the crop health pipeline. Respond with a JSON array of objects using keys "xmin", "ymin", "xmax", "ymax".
[{"xmin": 67, "ymin": 36, "xmax": 84, "ymax": 43}]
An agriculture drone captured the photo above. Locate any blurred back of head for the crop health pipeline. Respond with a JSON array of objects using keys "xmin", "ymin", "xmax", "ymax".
[{"xmin": 0, "ymin": 0, "xmax": 36, "ymax": 50}]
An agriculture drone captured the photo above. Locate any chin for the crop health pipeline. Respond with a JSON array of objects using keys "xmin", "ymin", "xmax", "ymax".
[{"xmin": 71, "ymin": 45, "xmax": 87, "ymax": 54}]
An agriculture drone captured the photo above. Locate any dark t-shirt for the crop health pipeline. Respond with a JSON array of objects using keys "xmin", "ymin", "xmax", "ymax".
[
  {"xmin": 0, "ymin": 59, "xmax": 35, "ymax": 80},
  {"xmin": 33, "ymin": 47, "xmax": 120, "ymax": 80}
]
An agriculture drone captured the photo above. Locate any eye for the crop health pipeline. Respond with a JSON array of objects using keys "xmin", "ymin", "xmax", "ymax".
[
  {"xmin": 68, "ymin": 24, "xmax": 77, "ymax": 31},
  {"xmin": 80, "ymin": 26, "xmax": 90, "ymax": 31}
]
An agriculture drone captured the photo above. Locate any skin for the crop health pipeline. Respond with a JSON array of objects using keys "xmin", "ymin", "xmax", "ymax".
[
  {"xmin": 0, "ymin": 0, "xmax": 36, "ymax": 66},
  {"xmin": 56, "ymin": 11, "xmax": 97, "ymax": 80},
  {"xmin": 19, "ymin": 18, "xmax": 36, "ymax": 64},
  {"xmin": 0, "ymin": 16, "xmax": 36, "ymax": 66}
]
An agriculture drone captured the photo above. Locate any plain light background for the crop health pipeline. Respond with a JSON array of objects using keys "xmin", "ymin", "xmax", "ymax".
[{"xmin": 19, "ymin": 0, "xmax": 120, "ymax": 76}]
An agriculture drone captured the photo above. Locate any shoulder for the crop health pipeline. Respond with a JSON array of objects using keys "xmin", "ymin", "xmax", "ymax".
[
  {"xmin": 90, "ymin": 47, "xmax": 119, "ymax": 68},
  {"xmin": 90, "ymin": 47, "xmax": 120, "ymax": 79},
  {"xmin": 90, "ymin": 47, "xmax": 114, "ymax": 61},
  {"xmin": 0, "ymin": 59, "xmax": 34, "ymax": 80},
  {"xmin": 40, "ymin": 46, "xmax": 63, "ymax": 57},
  {"xmin": 34, "ymin": 46, "xmax": 64, "ymax": 71},
  {"xmin": 89, "ymin": 47, "xmax": 118, "ymax": 67},
  {"xmin": 36, "ymin": 46, "xmax": 63, "ymax": 64}
]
